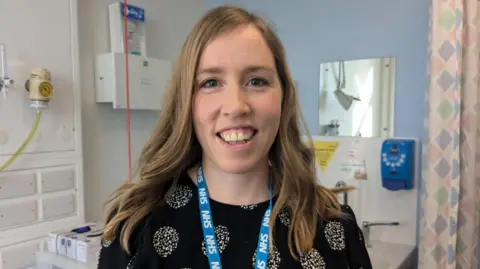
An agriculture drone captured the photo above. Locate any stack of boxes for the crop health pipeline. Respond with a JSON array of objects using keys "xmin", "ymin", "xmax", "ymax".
[{"xmin": 37, "ymin": 222, "xmax": 103, "ymax": 269}]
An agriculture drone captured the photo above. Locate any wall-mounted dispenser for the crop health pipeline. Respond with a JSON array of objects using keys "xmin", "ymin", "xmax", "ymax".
[
  {"xmin": 380, "ymin": 139, "xmax": 415, "ymax": 191},
  {"xmin": 109, "ymin": 2, "xmax": 146, "ymax": 56},
  {"xmin": 95, "ymin": 1, "xmax": 172, "ymax": 110}
]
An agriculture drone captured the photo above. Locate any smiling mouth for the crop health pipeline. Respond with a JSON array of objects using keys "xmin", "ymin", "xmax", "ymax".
[{"xmin": 216, "ymin": 129, "xmax": 258, "ymax": 145}]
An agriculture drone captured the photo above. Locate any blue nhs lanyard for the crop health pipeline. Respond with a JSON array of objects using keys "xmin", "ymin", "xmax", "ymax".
[{"xmin": 197, "ymin": 165, "xmax": 273, "ymax": 269}]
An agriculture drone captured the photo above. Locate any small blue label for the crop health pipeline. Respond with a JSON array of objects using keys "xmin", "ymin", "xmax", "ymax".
[{"xmin": 120, "ymin": 3, "xmax": 145, "ymax": 22}]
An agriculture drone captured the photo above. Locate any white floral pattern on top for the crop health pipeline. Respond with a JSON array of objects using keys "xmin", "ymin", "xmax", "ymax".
[
  {"xmin": 241, "ymin": 204, "xmax": 258, "ymax": 210},
  {"xmin": 201, "ymin": 225, "xmax": 230, "ymax": 256},
  {"xmin": 324, "ymin": 221, "xmax": 345, "ymax": 251},
  {"xmin": 126, "ymin": 255, "xmax": 136, "ymax": 269},
  {"xmin": 165, "ymin": 184, "xmax": 193, "ymax": 209},
  {"xmin": 278, "ymin": 206, "xmax": 291, "ymax": 227},
  {"xmin": 153, "ymin": 226, "xmax": 180, "ymax": 258},
  {"xmin": 252, "ymin": 245, "xmax": 281, "ymax": 269},
  {"xmin": 300, "ymin": 249, "xmax": 326, "ymax": 269},
  {"xmin": 102, "ymin": 239, "xmax": 113, "ymax": 248}
]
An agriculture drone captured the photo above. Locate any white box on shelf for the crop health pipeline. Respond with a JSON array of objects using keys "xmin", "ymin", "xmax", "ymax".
[
  {"xmin": 47, "ymin": 222, "xmax": 98, "ymax": 255},
  {"xmin": 94, "ymin": 52, "xmax": 172, "ymax": 110},
  {"xmin": 74, "ymin": 225, "xmax": 103, "ymax": 263},
  {"xmin": 47, "ymin": 229, "xmax": 71, "ymax": 255},
  {"xmin": 76, "ymin": 238, "xmax": 101, "ymax": 264}
]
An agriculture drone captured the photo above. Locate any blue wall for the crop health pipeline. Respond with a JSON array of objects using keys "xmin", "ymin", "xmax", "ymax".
[{"xmin": 205, "ymin": 0, "xmax": 430, "ymax": 139}]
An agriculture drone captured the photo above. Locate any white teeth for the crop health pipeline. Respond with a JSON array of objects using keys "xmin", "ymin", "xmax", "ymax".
[{"xmin": 220, "ymin": 132, "xmax": 253, "ymax": 142}]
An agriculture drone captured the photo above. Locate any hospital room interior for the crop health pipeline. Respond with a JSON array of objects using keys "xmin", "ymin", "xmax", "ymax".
[{"xmin": 0, "ymin": 0, "xmax": 478, "ymax": 268}]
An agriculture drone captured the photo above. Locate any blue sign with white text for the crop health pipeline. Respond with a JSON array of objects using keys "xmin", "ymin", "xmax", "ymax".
[{"xmin": 120, "ymin": 2, "xmax": 145, "ymax": 22}]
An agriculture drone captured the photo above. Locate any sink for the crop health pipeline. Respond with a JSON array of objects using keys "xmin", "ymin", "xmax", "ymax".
[{"xmin": 367, "ymin": 240, "xmax": 416, "ymax": 269}]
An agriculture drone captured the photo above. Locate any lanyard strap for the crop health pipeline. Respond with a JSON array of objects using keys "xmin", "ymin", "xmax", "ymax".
[{"xmin": 197, "ymin": 165, "xmax": 273, "ymax": 269}]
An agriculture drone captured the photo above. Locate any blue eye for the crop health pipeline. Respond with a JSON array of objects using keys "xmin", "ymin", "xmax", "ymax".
[
  {"xmin": 247, "ymin": 77, "xmax": 269, "ymax": 87},
  {"xmin": 201, "ymin": 79, "xmax": 218, "ymax": 88}
]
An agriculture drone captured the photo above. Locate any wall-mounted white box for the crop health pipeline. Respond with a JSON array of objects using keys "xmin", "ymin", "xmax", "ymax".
[{"xmin": 94, "ymin": 52, "xmax": 171, "ymax": 110}]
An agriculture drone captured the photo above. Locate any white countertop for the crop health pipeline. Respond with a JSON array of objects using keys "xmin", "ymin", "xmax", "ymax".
[{"xmin": 367, "ymin": 240, "xmax": 416, "ymax": 269}]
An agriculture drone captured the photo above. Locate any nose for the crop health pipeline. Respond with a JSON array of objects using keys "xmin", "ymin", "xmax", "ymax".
[{"xmin": 221, "ymin": 85, "xmax": 251, "ymax": 117}]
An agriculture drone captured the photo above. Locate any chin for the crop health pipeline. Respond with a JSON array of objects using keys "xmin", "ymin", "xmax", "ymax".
[{"xmin": 215, "ymin": 158, "xmax": 264, "ymax": 174}]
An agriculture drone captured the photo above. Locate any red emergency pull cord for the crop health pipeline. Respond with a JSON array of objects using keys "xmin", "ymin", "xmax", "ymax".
[{"xmin": 123, "ymin": 0, "xmax": 132, "ymax": 182}]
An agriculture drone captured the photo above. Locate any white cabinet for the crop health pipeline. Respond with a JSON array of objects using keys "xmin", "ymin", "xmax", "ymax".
[{"xmin": 95, "ymin": 52, "xmax": 172, "ymax": 110}]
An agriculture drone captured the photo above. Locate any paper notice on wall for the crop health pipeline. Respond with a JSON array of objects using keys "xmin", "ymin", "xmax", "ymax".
[
  {"xmin": 313, "ymin": 141, "xmax": 339, "ymax": 172},
  {"xmin": 339, "ymin": 149, "xmax": 368, "ymax": 180},
  {"xmin": 340, "ymin": 150, "xmax": 356, "ymax": 172}
]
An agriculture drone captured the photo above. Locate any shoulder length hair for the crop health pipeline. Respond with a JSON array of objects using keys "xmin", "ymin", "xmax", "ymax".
[{"xmin": 102, "ymin": 5, "xmax": 342, "ymax": 258}]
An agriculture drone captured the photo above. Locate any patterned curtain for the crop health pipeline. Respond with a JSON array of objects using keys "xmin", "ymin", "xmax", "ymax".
[{"xmin": 420, "ymin": 0, "xmax": 480, "ymax": 268}]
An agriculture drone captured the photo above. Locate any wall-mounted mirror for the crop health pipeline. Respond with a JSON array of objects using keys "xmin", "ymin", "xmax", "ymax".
[{"xmin": 319, "ymin": 57, "xmax": 395, "ymax": 137}]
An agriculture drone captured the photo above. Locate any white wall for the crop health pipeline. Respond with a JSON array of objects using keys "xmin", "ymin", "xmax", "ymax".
[{"xmin": 78, "ymin": 0, "xmax": 205, "ymax": 222}]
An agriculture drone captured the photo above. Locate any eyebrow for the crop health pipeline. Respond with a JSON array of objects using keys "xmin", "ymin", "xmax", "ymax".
[{"xmin": 196, "ymin": 65, "xmax": 277, "ymax": 76}]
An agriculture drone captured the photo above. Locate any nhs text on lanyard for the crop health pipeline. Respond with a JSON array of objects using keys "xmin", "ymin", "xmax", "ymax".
[{"xmin": 197, "ymin": 165, "xmax": 273, "ymax": 269}]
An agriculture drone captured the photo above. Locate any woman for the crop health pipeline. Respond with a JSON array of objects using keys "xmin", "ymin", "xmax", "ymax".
[{"xmin": 98, "ymin": 5, "xmax": 372, "ymax": 269}]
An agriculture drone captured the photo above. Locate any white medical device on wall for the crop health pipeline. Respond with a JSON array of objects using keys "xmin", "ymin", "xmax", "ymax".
[
  {"xmin": 25, "ymin": 67, "xmax": 54, "ymax": 109},
  {"xmin": 94, "ymin": 1, "xmax": 171, "ymax": 110},
  {"xmin": 109, "ymin": 2, "xmax": 146, "ymax": 56},
  {"xmin": 0, "ymin": 43, "xmax": 14, "ymax": 97},
  {"xmin": 0, "ymin": 43, "xmax": 54, "ymax": 171}
]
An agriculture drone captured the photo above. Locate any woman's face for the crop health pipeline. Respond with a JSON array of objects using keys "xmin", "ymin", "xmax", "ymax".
[{"xmin": 193, "ymin": 24, "xmax": 283, "ymax": 174}]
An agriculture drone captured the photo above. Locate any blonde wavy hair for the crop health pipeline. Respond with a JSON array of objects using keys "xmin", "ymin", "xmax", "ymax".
[{"xmin": 102, "ymin": 5, "xmax": 342, "ymax": 258}]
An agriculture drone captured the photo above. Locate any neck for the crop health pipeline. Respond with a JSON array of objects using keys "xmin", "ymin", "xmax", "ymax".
[{"xmin": 190, "ymin": 159, "xmax": 271, "ymax": 206}]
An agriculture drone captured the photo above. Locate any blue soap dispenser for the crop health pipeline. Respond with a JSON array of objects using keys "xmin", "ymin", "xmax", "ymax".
[{"xmin": 380, "ymin": 139, "xmax": 415, "ymax": 191}]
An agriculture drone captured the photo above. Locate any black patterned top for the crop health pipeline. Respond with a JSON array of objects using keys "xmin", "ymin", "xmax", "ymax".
[{"xmin": 98, "ymin": 172, "xmax": 372, "ymax": 269}]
